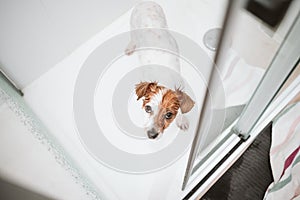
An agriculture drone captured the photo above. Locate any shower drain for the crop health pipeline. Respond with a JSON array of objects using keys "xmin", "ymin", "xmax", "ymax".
[{"xmin": 203, "ymin": 28, "xmax": 222, "ymax": 51}]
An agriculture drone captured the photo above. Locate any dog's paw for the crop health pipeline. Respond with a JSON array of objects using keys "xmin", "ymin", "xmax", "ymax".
[
  {"xmin": 125, "ymin": 47, "xmax": 135, "ymax": 56},
  {"xmin": 176, "ymin": 115, "xmax": 189, "ymax": 131},
  {"xmin": 125, "ymin": 41, "xmax": 136, "ymax": 56}
]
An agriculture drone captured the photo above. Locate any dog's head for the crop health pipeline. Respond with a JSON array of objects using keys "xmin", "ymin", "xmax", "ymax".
[{"xmin": 135, "ymin": 81, "xmax": 194, "ymax": 139}]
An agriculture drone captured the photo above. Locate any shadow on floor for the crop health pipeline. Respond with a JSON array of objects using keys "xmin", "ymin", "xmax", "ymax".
[{"xmin": 0, "ymin": 178, "xmax": 53, "ymax": 200}]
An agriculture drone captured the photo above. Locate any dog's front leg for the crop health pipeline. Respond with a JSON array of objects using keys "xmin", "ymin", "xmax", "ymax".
[{"xmin": 176, "ymin": 110, "xmax": 189, "ymax": 131}]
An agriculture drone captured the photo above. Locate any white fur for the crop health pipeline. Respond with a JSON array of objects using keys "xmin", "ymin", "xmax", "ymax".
[
  {"xmin": 126, "ymin": 1, "xmax": 181, "ymax": 73},
  {"xmin": 143, "ymin": 89, "xmax": 165, "ymax": 133}
]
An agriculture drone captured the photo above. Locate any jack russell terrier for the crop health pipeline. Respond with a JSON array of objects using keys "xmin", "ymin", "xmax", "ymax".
[{"xmin": 125, "ymin": 1, "xmax": 195, "ymax": 139}]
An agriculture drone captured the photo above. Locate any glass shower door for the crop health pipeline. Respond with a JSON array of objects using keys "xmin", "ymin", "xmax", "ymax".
[
  {"xmin": 233, "ymin": 13, "xmax": 300, "ymax": 140},
  {"xmin": 182, "ymin": 0, "xmax": 300, "ymax": 194}
]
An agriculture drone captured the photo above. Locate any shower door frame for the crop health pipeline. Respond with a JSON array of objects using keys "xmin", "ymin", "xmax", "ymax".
[{"xmin": 181, "ymin": 0, "xmax": 300, "ymax": 198}]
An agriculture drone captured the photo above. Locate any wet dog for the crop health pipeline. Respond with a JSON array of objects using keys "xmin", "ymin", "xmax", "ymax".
[
  {"xmin": 126, "ymin": 2, "xmax": 195, "ymax": 139},
  {"xmin": 135, "ymin": 81, "xmax": 194, "ymax": 139}
]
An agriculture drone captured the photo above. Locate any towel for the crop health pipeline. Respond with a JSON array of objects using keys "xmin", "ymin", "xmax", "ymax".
[{"xmin": 264, "ymin": 102, "xmax": 300, "ymax": 200}]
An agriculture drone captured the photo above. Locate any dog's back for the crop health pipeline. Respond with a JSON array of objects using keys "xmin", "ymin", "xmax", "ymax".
[
  {"xmin": 126, "ymin": 1, "xmax": 181, "ymax": 74},
  {"xmin": 130, "ymin": 1, "xmax": 167, "ymax": 29}
]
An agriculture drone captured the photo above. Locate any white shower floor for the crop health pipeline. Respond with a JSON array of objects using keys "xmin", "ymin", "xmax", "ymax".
[{"xmin": 22, "ymin": 0, "xmax": 228, "ymax": 199}]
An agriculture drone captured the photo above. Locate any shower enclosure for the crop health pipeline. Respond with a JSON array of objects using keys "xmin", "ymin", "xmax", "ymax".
[
  {"xmin": 0, "ymin": 0, "xmax": 299, "ymax": 199},
  {"xmin": 182, "ymin": 1, "xmax": 300, "ymax": 198}
]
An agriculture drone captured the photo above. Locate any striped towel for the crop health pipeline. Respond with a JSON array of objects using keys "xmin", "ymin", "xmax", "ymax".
[{"xmin": 264, "ymin": 103, "xmax": 300, "ymax": 200}]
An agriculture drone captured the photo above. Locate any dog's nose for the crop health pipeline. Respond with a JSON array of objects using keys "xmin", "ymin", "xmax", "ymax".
[{"xmin": 147, "ymin": 129, "xmax": 159, "ymax": 139}]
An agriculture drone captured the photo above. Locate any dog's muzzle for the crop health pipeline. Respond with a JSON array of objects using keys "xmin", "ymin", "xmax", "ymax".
[{"xmin": 147, "ymin": 128, "xmax": 159, "ymax": 139}]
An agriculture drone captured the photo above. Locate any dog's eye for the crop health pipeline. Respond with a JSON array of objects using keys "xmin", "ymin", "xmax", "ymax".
[
  {"xmin": 165, "ymin": 112, "xmax": 173, "ymax": 119},
  {"xmin": 145, "ymin": 105, "xmax": 152, "ymax": 113}
]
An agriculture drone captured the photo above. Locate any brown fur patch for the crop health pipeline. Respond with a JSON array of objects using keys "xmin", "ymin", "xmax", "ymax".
[
  {"xmin": 135, "ymin": 82, "xmax": 194, "ymax": 133},
  {"xmin": 135, "ymin": 82, "xmax": 165, "ymax": 107},
  {"xmin": 175, "ymin": 88, "xmax": 195, "ymax": 113},
  {"xmin": 155, "ymin": 90, "xmax": 180, "ymax": 132}
]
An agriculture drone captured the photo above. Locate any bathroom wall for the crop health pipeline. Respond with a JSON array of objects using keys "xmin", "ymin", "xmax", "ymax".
[
  {"xmin": 0, "ymin": 73, "xmax": 101, "ymax": 199},
  {"xmin": 0, "ymin": 0, "xmax": 140, "ymax": 89}
]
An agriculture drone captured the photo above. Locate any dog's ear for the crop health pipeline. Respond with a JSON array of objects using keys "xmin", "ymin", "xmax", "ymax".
[
  {"xmin": 176, "ymin": 89, "xmax": 195, "ymax": 114},
  {"xmin": 135, "ymin": 82, "xmax": 158, "ymax": 100}
]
